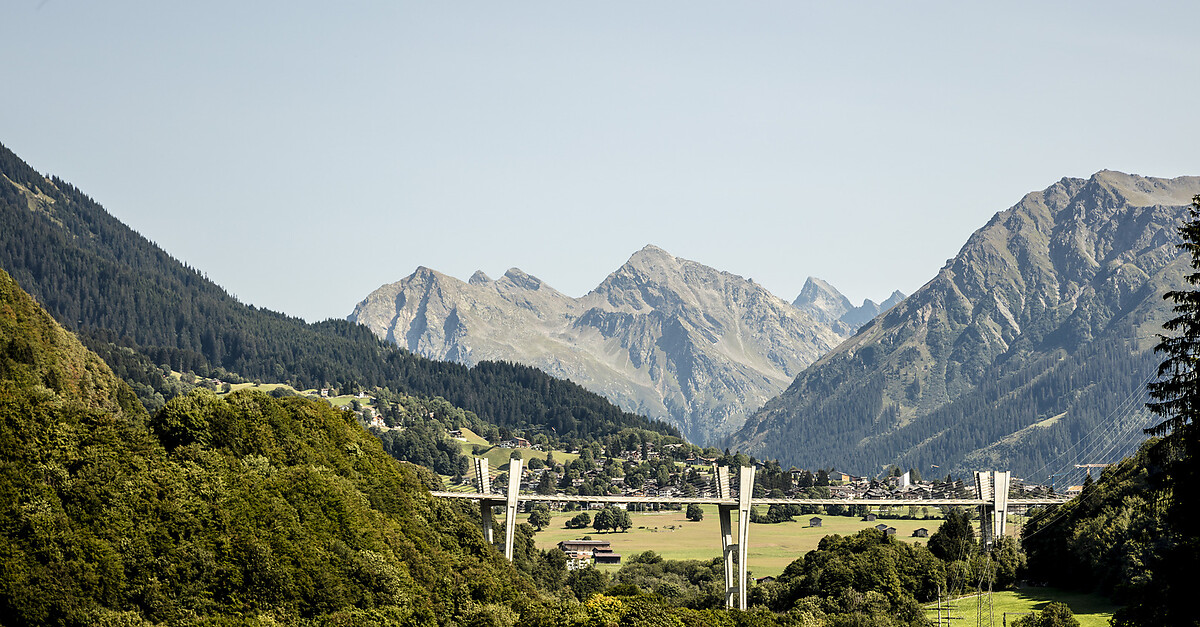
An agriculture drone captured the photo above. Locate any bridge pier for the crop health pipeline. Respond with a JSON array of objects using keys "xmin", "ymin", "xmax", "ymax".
[
  {"xmin": 473, "ymin": 458, "xmax": 496, "ymax": 544},
  {"xmin": 714, "ymin": 464, "xmax": 754, "ymax": 610},
  {"xmin": 472, "ymin": 456, "xmax": 524, "ymax": 558},
  {"xmin": 974, "ymin": 470, "xmax": 1010, "ymax": 544},
  {"xmin": 503, "ymin": 457, "xmax": 523, "ymax": 560}
]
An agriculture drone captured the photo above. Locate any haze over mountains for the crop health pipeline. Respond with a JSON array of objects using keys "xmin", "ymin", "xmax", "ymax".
[
  {"xmin": 730, "ymin": 171, "xmax": 1200, "ymax": 477},
  {"xmin": 350, "ymin": 246, "xmax": 902, "ymax": 443}
]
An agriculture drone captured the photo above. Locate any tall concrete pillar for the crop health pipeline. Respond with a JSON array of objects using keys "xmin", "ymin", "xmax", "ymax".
[
  {"xmin": 974, "ymin": 470, "xmax": 1010, "ymax": 544},
  {"xmin": 714, "ymin": 465, "xmax": 755, "ymax": 610},
  {"xmin": 714, "ymin": 464, "xmax": 736, "ymax": 606},
  {"xmin": 474, "ymin": 457, "xmax": 491, "ymax": 494},
  {"xmin": 713, "ymin": 464, "xmax": 731, "ymax": 499},
  {"xmin": 974, "ymin": 470, "xmax": 991, "ymax": 541},
  {"xmin": 503, "ymin": 457, "xmax": 523, "ymax": 561},
  {"xmin": 736, "ymin": 465, "xmax": 755, "ymax": 611},
  {"xmin": 480, "ymin": 501, "xmax": 495, "ymax": 545},
  {"xmin": 990, "ymin": 471, "xmax": 1010, "ymax": 543},
  {"xmin": 474, "ymin": 458, "xmax": 495, "ymax": 544},
  {"xmin": 718, "ymin": 504, "xmax": 735, "ymax": 606}
]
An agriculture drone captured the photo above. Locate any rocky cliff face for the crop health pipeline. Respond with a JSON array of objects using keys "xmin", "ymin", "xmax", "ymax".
[
  {"xmin": 349, "ymin": 245, "xmax": 850, "ymax": 443},
  {"xmin": 729, "ymin": 171, "xmax": 1200, "ymax": 477}
]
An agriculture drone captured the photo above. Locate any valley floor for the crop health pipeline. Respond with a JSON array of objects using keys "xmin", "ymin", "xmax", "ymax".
[{"xmin": 522, "ymin": 508, "xmax": 949, "ymax": 578}]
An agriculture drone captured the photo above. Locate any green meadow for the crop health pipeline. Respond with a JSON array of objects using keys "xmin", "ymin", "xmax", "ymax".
[
  {"xmin": 453, "ymin": 430, "xmax": 583, "ymax": 472},
  {"xmin": 928, "ymin": 588, "xmax": 1119, "ymax": 627},
  {"xmin": 520, "ymin": 507, "xmax": 946, "ymax": 578}
]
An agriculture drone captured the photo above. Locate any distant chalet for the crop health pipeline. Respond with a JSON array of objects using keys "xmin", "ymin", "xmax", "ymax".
[{"xmin": 558, "ymin": 539, "xmax": 621, "ymax": 565}]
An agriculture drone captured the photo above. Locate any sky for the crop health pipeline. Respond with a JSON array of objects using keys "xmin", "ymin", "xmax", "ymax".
[{"xmin": 2, "ymin": 1, "xmax": 1198, "ymax": 322}]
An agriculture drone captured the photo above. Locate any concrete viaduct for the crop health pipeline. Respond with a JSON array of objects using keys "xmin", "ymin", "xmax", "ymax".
[{"xmin": 430, "ymin": 458, "xmax": 1069, "ymax": 610}]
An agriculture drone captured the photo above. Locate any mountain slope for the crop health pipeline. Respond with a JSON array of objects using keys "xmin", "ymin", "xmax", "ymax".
[
  {"xmin": 0, "ymin": 141, "xmax": 677, "ymax": 442},
  {"xmin": 729, "ymin": 171, "xmax": 1200, "ymax": 478},
  {"xmin": 0, "ymin": 267, "xmax": 540, "ymax": 625},
  {"xmin": 350, "ymin": 245, "xmax": 849, "ymax": 443}
]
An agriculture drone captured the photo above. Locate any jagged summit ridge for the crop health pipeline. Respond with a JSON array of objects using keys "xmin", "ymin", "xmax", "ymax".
[
  {"xmin": 350, "ymin": 246, "xmax": 868, "ymax": 443},
  {"xmin": 793, "ymin": 276, "xmax": 907, "ymax": 332}
]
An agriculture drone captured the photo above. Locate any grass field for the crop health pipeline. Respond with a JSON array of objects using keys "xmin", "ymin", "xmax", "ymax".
[
  {"xmin": 453, "ymin": 427, "xmax": 490, "ymax": 446},
  {"xmin": 221, "ymin": 382, "xmax": 295, "ymax": 395},
  {"xmin": 520, "ymin": 507, "xmax": 946, "ymax": 578},
  {"xmin": 456, "ymin": 439, "xmax": 583, "ymax": 473},
  {"xmin": 928, "ymin": 587, "xmax": 1119, "ymax": 627}
]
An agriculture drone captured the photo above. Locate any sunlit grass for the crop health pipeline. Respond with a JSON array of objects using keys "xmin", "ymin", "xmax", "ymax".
[
  {"xmin": 930, "ymin": 587, "xmax": 1119, "ymax": 627},
  {"xmin": 519, "ymin": 507, "xmax": 947, "ymax": 578}
]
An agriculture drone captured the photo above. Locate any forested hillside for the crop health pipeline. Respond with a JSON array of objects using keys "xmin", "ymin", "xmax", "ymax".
[
  {"xmin": 0, "ymin": 142, "xmax": 677, "ymax": 442},
  {"xmin": 731, "ymin": 172, "xmax": 1200, "ymax": 478},
  {"xmin": 0, "ymin": 268, "xmax": 543, "ymax": 625}
]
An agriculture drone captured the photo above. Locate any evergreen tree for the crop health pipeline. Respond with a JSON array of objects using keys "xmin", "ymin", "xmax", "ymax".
[
  {"xmin": 1146, "ymin": 194, "xmax": 1200, "ymax": 522},
  {"xmin": 1133, "ymin": 193, "xmax": 1200, "ymax": 627},
  {"xmin": 685, "ymin": 504, "xmax": 704, "ymax": 522}
]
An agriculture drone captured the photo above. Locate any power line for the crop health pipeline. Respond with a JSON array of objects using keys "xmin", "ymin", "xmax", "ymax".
[{"xmin": 1023, "ymin": 365, "xmax": 1158, "ymax": 484}]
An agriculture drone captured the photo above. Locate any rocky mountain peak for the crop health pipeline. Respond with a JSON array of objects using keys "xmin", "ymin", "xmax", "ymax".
[
  {"xmin": 631, "ymin": 243, "xmax": 673, "ymax": 261},
  {"xmin": 793, "ymin": 277, "xmax": 853, "ymax": 321},
  {"xmin": 613, "ymin": 245, "xmax": 680, "ymax": 280},
  {"xmin": 409, "ymin": 265, "xmax": 451, "ymax": 284},
  {"xmin": 468, "ymin": 270, "xmax": 492, "ymax": 285},
  {"xmin": 500, "ymin": 267, "xmax": 543, "ymax": 291},
  {"xmin": 880, "ymin": 290, "xmax": 906, "ymax": 310},
  {"xmin": 794, "ymin": 276, "xmax": 906, "ymax": 332}
]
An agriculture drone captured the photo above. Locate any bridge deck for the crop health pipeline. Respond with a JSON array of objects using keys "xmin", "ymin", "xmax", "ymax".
[{"xmin": 429, "ymin": 491, "xmax": 1068, "ymax": 507}]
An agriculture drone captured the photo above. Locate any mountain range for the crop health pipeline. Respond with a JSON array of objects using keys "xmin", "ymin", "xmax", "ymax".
[
  {"xmin": 729, "ymin": 171, "xmax": 1200, "ymax": 478},
  {"xmin": 350, "ymin": 246, "xmax": 902, "ymax": 444},
  {"xmin": 0, "ymin": 141, "xmax": 677, "ymax": 442},
  {"xmin": 4, "ymin": 135, "xmax": 1194, "ymax": 479}
]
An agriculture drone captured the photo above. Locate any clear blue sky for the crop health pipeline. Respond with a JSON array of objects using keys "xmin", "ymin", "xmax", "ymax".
[{"xmin": 3, "ymin": 2, "xmax": 1197, "ymax": 321}]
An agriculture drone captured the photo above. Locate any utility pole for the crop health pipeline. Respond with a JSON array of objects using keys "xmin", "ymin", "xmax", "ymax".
[{"xmin": 937, "ymin": 585, "xmax": 943, "ymax": 627}]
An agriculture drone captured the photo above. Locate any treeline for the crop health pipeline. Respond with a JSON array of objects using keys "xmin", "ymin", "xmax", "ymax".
[{"xmin": 0, "ymin": 141, "xmax": 678, "ymax": 443}]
